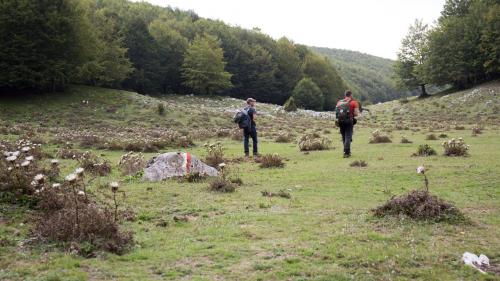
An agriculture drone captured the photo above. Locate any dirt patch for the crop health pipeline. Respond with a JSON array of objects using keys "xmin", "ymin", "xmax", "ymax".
[{"xmin": 372, "ymin": 190, "xmax": 465, "ymax": 222}]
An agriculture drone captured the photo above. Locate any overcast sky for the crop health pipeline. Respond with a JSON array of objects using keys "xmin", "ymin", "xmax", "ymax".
[{"xmin": 135, "ymin": 0, "xmax": 445, "ymax": 59}]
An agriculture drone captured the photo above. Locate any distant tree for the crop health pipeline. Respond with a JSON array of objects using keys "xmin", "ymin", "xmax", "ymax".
[
  {"xmin": 149, "ymin": 18, "xmax": 189, "ymax": 93},
  {"xmin": 292, "ymin": 78, "xmax": 324, "ymax": 111},
  {"xmin": 394, "ymin": 19, "xmax": 430, "ymax": 98},
  {"xmin": 181, "ymin": 34, "xmax": 232, "ymax": 95},
  {"xmin": 480, "ymin": 3, "xmax": 500, "ymax": 76},
  {"xmin": 425, "ymin": 0, "xmax": 497, "ymax": 88},
  {"xmin": 0, "ymin": 0, "xmax": 97, "ymax": 93},
  {"xmin": 302, "ymin": 52, "xmax": 345, "ymax": 110},
  {"xmin": 122, "ymin": 17, "xmax": 162, "ymax": 94},
  {"xmin": 274, "ymin": 37, "xmax": 303, "ymax": 102},
  {"xmin": 75, "ymin": 4, "xmax": 133, "ymax": 87}
]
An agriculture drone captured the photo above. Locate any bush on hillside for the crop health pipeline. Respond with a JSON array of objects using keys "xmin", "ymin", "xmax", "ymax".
[
  {"xmin": 373, "ymin": 190, "xmax": 465, "ymax": 222},
  {"xmin": 412, "ymin": 144, "xmax": 437, "ymax": 157},
  {"xmin": 401, "ymin": 136, "xmax": 412, "ymax": 143},
  {"xmin": 283, "ymin": 96, "xmax": 298, "ymax": 112},
  {"xmin": 442, "ymin": 138, "xmax": 469, "ymax": 156},
  {"xmin": 369, "ymin": 130, "xmax": 392, "ymax": 144},
  {"xmin": 292, "ymin": 78, "xmax": 324, "ymax": 111},
  {"xmin": 258, "ymin": 154, "xmax": 285, "ymax": 168},
  {"xmin": 298, "ymin": 133, "xmax": 331, "ymax": 151},
  {"xmin": 204, "ymin": 142, "xmax": 224, "ymax": 167}
]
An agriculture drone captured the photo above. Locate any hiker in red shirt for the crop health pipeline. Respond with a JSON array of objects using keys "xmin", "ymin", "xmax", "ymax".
[{"xmin": 335, "ymin": 90, "xmax": 360, "ymax": 158}]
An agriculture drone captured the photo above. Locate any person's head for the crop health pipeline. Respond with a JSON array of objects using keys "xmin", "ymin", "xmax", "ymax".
[
  {"xmin": 344, "ymin": 90, "xmax": 353, "ymax": 99},
  {"xmin": 246, "ymin": 97, "xmax": 256, "ymax": 107}
]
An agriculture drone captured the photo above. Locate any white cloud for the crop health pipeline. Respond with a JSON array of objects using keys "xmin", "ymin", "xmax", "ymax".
[{"xmin": 133, "ymin": 0, "xmax": 445, "ymax": 59}]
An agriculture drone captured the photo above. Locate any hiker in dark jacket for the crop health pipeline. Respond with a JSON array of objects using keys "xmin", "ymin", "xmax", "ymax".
[
  {"xmin": 243, "ymin": 98, "xmax": 258, "ymax": 157},
  {"xmin": 335, "ymin": 91, "xmax": 360, "ymax": 158}
]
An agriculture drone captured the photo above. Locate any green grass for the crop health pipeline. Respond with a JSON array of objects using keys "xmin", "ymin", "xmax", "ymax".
[{"xmin": 1, "ymin": 84, "xmax": 499, "ymax": 280}]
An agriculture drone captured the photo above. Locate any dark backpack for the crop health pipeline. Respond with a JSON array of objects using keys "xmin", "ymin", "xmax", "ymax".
[
  {"xmin": 233, "ymin": 108, "xmax": 251, "ymax": 129},
  {"xmin": 335, "ymin": 99, "xmax": 352, "ymax": 122}
]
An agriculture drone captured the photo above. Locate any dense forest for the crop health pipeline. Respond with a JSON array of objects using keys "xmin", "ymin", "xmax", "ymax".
[
  {"xmin": 311, "ymin": 47, "xmax": 413, "ymax": 103},
  {"xmin": 394, "ymin": 0, "xmax": 499, "ymax": 97},
  {"xmin": 0, "ymin": 0, "xmax": 346, "ymax": 110},
  {"xmin": 0, "ymin": 0, "xmax": 497, "ymax": 110}
]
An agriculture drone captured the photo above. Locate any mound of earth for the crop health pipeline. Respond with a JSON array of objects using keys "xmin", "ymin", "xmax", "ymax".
[
  {"xmin": 373, "ymin": 190, "xmax": 464, "ymax": 222},
  {"xmin": 143, "ymin": 152, "xmax": 219, "ymax": 181}
]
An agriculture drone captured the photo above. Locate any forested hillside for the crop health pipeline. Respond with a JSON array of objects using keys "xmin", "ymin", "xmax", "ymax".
[
  {"xmin": 0, "ymin": 0, "xmax": 346, "ymax": 110},
  {"xmin": 311, "ymin": 47, "xmax": 411, "ymax": 103}
]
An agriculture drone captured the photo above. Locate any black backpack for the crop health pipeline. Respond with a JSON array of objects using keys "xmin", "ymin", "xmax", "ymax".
[{"xmin": 233, "ymin": 108, "xmax": 251, "ymax": 129}]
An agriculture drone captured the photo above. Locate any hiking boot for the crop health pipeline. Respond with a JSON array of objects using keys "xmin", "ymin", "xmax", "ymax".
[{"xmin": 343, "ymin": 153, "xmax": 351, "ymax": 158}]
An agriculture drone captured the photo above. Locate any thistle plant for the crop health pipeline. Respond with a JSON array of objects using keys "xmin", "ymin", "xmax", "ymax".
[
  {"xmin": 416, "ymin": 165, "xmax": 429, "ymax": 192},
  {"xmin": 110, "ymin": 182, "xmax": 120, "ymax": 222}
]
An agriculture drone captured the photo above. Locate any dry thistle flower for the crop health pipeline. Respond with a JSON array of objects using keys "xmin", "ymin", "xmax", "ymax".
[
  {"xmin": 21, "ymin": 160, "xmax": 30, "ymax": 167},
  {"xmin": 416, "ymin": 165, "xmax": 425, "ymax": 174},
  {"xmin": 52, "ymin": 183, "xmax": 61, "ymax": 188},
  {"xmin": 110, "ymin": 181, "xmax": 119, "ymax": 193},
  {"xmin": 26, "ymin": 156, "xmax": 34, "ymax": 161},
  {"xmin": 6, "ymin": 155, "xmax": 16, "ymax": 162},
  {"xmin": 34, "ymin": 174, "xmax": 45, "ymax": 183},
  {"xmin": 65, "ymin": 173, "xmax": 77, "ymax": 182}
]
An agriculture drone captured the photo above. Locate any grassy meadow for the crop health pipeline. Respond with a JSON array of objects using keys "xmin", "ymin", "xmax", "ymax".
[{"xmin": 1, "ymin": 82, "xmax": 499, "ymax": 280}]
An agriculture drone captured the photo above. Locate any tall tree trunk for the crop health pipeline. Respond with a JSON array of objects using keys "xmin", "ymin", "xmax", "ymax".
[{"xmin": 419, "ymin": 84, "xmax": 428, "ymax": 98}]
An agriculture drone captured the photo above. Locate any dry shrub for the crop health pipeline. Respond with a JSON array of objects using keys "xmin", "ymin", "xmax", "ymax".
[
  {"xmin": 118, "ymin": 152, "xmax": 145, "ymax": 176},
  {"xmin": 471, "ymin": 124, "xmax": 483, "ymax": 136},
  {"xmin": 204, "ymin": 142, "xmax": 224, "ymax": 167},
  {"xmin": 275, "ymin": 132, "xmax": 294, "ymax": 143},
  {"xmin": 369, "ymin": 130, "xmax": 392, "ymax": 144},
  {"xmin": 57, "ymin": 148, "xmax": 84, "ymax": 159},
  {"xmin": 183, "ymin": 172, "xmax": 207, "ymax": 183},
  {"xmin": 35, "ymin": 202, "xmax": 133, "ymax": 256},
  {"xmin": 259, "ymin": 154, "xmax": 285, "ymax": 168},
  {"xmin": 438, "ymin": 133, "xmax": 448, "ymax": 138},
  {"xmin": 208, "ymin": 178, "xmax": 235, "ymax": 193},
  {"xmin": 216, "ymin": 128, "xmax": 231, "ymax": 138},
  {"xmin": 34, "ymin": 177, "xmax": 133, "ymax": 256},
  {"xmin": 454, "ymin": 125, "xmax": 465, "ymax": 130},
  {"xmin": 350, "ymin": 160, "xmax": 368, "ymax": 167},
  {"xmin": 426, "ymin": 134, "xmax": 438, "ymax": 140},
  {"xmin": 401, "ymin": 136, "xmax": 412, "ymax": 144},
  {"xmin": 412, "ymin": 144, "xmax": 437, "ymax": 157},
  {"xmin": 372, "ymin": 190, "xmax": 465, "ymax": 222},
  {"xmin": 79, "ymin": 134, "xmax": 101, "ymax": 148},
  {"xmin": 77, "ymin": 151, "xmax": 112, "ymax": 176},
  {"xmin": 442, "ymin": 138, "xmax": 469, "ymax": 156},
  {"xmin": 261, "ymin": 190, "xmax": 291, "ymax": 199},
  {"xmin": 298, "ymin": 133, "xmax": 331, "ymax": 151}
]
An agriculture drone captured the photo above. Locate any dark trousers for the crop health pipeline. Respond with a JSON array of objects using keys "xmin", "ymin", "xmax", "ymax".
[
  {"xmin": 243, "ymin": 126, "xmax": 258, "ymax": 155},
  {"xmin": 339, "ymin": 120, "xmax": 354, "ymax": 155}
]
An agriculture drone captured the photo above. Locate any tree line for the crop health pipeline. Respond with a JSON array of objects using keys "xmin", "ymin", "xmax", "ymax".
[
  {"xmin": 0, "ymin": 0, "xmax": 347, "ymax": 111},
  {"xmin": 395, "ymin": 0, "xmax": 499, "ymax": 97}
]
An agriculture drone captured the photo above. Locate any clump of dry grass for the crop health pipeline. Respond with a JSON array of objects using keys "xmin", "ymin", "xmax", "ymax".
[
  {"xmin": 442, "ymin": 138, "xmax": 469, "ymax": 156},
  {"xmin": 77, "ymin": 151, "xmax": 112, "ymax": 176},
  {"xmin": 118, "ymin": 152, "xmax": 145, "ymax": 176},
  {"xmin": 472, "ymin": 124, "xmax": 483, "ymax": 136},
  {"xmin": 275, "ymin": 132, "xmax": 294, "ymax": 143},
  {"xmin": 369, "ymin": 130, "xmax": 392, "ymax": 144},
  {"xmin": 412, "ymin": 144, "xmax": 437, "ymax": 157},
  {"xmin": 204, "ymin": 142, "xmax": 225, "ymax": 167},
  {"xmin": 349, "ymin": 160, "xmax": 368, "ymax": 167},
  {"xmin": 258, "ymin": 154, "xmax": 285, "ymax": 168},
  {"xmin": 261, "ymin": 190, "xmax": 291, "ymax": 199},
  {"xmin": 438, "ymin": 133, "xmax": 448, "ymax": 138},
  {"xmin": 298, "ymin": 133, "xmax": 331, "ymax": 151},
  {"xmin": 372, "ymin": 190, "xmax": 465, "ymax": 222},
  {"xmin": 209, "ymin": 178, "xmax": 235, "ymax": 193},
  {"xmin": 426, "ymin": 134, "xmax": 438, "ymax": 140},
  {"xmin": 401, "ymin": 136, "xmax": 412, "ymax": 143}
]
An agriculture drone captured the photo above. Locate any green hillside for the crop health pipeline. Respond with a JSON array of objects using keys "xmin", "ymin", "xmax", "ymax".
[{"xmin": 311, "ymin": 47, "xmax": 414, "ymax": 103}]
